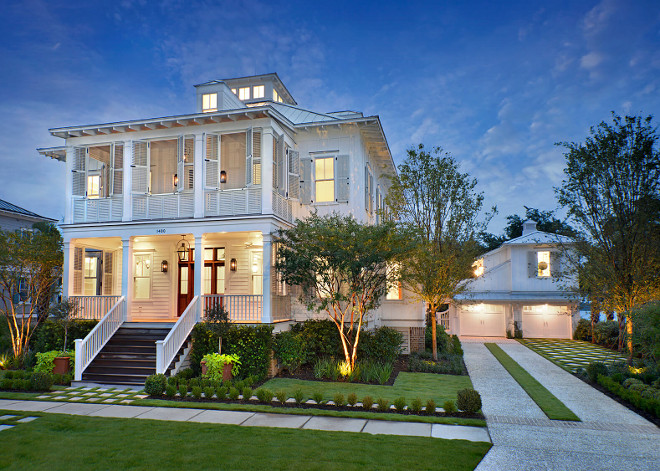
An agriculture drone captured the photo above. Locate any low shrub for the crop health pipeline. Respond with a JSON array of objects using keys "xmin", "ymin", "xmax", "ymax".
[
  {"xmin": 425, "ymin": 325, "xmax": 450, "ymax": 354},
  {"xmin": 443, "ymin": 400, "xmax": 457, "ymax": 414},
  {"xmin": 178, "ymin": 383, "xmax": 188, "ymax": 398},
  {"xmin": 228, "ymin": 387, "xmax": 240, "ymax": 401},
  {"xmin": 409, "ymin": 352, "xmax": 464, "ymax": 375},
  {"xmin": 347, "ymin": 392, "xmax": 357, "ymax": 407},
  {"xmin": 362, "ymin": 395, "xmax": 374, "ymax": 410},
  {"xmin": 178, "ymin": 380, "xmax": 189, "ymax": 393},
  {"xmin": 189, "ymin": 378, "xmax": 200, "ymax": 390},
  {"xmin": 586, "ymin": 362, "xmax": 609, "ymax": 383},
  {"xmin": 273, "ymin": 330, "xmax": 306, "ymax": 373},
  {"xmin": 290, "ymin": 319, "xmax": 342, "ymax": 363},
  {"xmin": 144, "ymin": 374, "xmax": 167, "ymax": 396},
  {"xmin": 623, "ymin": 378, "xmax": 644, "ymax": 389},
  {"xmin": 275, "ymin": 390, "xmax": 288, "ymax": 403},
  {"xmin": 215, "ymin": 385, "xmax": 228, "ymax": 399},
  {"xmin": 165, "ymin": 384, "xmax": 177, "ymax": 398},
  {"xmin": 167, "ymin": 376, "xmax": 177, "ymax": 386},
  {"xmin": 573, "ymin": 318, "xmax": 592, "ymax": 341},
  {"xmin": 32, "ymin": 319, "xmax": 98, "ymax": 353},
  {"xmin": 456, "ymin": 389, "xmax": 482, "ymax": 414},
  {"xmin": 393, "ymin": 397, "xmax": 406, "ymax": 411},
  {"xmin": 1, "ymin": 378, "xmax": 13, "ymax": 390},
  {"xmin": 333, "ymin": 393, "xmax": 345, "ymax": 407},
  {"xmin": 592, "ymin": 321, "xmax": 619, "ymax": 349},
  {"xmin": 597, "ymin": 374, "xmax": 660, "ymax": 418},
  {"xmin": 293, "ymin": 389, "xmax": 304, "ymax": 405},
  {"xmin": 376, "ymin": 397, "xmax": 389, "ymax": 412},
  {"xmin": 410, "ymin": 398, "xmax": 422, "ymax": 414},
  {"xmin": 450, "ymin": 335, "xmax": 464, "ymax": 355},
  {"xmin": 191, "ymin": 386, "xmax": 203, "ymax": 400},
  {"xmin": 29, "ymin": 372, "xmax": 53, "ymax": 391},
  {"xmin": 178, "ymin": 368, "xmax": 195, "ymax": 380},
  {"xmin": 241, "ymin": 387, "xmax": 253, "ymax": 400},
  {"xmin": 204, "ymin": 386, "xmax": 215, "ymax": 399},
  {"xmin": 425, "ymin": 399, "xmax": 436, "ymax": 415},
  {"xmin": 256, "ymin": 388, "xmax": 273, "ymax": 404},
  {"xmin": 359, "ymin": 327, "xmax": 403, "ymax": 364},
  {"xmin": 312, "ymin": 392, "xmax": 324, "ymax": 404}
]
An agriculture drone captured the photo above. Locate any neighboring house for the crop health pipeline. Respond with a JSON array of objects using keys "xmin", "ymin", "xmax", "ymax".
[
  {"xmin": 0, "ymin": 198, "xmax": 57, "ymax": 316},
  {"xmin": 448, "ymin": 220, "xmax": 579, "ymax": 339},
  {"xmin": 38, "ymin": 73, "xmax": 425, "ymax": 384}
]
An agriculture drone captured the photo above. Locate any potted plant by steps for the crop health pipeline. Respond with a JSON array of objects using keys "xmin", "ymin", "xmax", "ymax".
[
  {"xmin": 49, "ymin": 298, "xmax": 79, "ymax": 374},
  {"xmin": 201, "ymin": 353, "xmax": 241, "ymax": 381}
]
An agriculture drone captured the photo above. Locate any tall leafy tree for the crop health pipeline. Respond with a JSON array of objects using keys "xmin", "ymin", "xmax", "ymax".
[
  {"xmin": 386, "ymin": 144, "xmax": 493, "ymax": 360},
  {"xmin": 276, "ymin": 213, "xmax": 407, "ymax": 373},
  {"xmin": 0, "ymin": 222, "xmax": 62, "ymax": 363},
  {"xmin": 556, "ymin": 114, "xmax": 660, "ymax": 360}
]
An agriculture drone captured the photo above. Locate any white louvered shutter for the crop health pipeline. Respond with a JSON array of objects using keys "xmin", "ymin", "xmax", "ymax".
[
  {"xmin": 368, "ymin": 173, "xmax": 374, "ymax": 213},
  {"xmin": 184, "ymin": 137, "xmax": 194, "ymax": 190},
  {"xmin": 103, "ymin": 251, "xmax": 113, "ymax": 295},
  {"xmin": 73, "ymin": 247, "xmax": 83, "ymax": 295},
  {"xmin": 288, "ymin": 149, "xmax": 300, "ymax": 199},
  {"xmin": 550, "ymin": 251, "xmax": 561, "ymax": 277},
  {"xmin": 278, "ymin": 139, "xmax": 287, "ymax": 196},
  {"xmin": 335, "ymin": 154, "xmax": 350, "ymax": 203},
  {"xmin": 527, "ymin": 251, "xmax": 537, "ymax": 278},
  {"xmin": 300, "ymin": 157, "xmax": 313, "ymax": 204},
  {"xmin": 205, "ymin": 134, "xmax": 219, "ymax": 189},
  {"xmin": 252, "ymin": 129, "xmax": 262, "ymax": 185},
  {"xmin": 113, "ymin": 144, "xmax": 123, "ymax": 195},
  {"xmin": 364, "ymin": 166, "xmax": 369, "ymax": 211},
  {"xmin": 132, "ymin": 141, "xmax": 149, "ymax": 194},
  {"xmin": 72, "ymin": 147, "xmax": 87, "ymax": 197},
  {"xmin": 375, "ymin": 186, "xmax": 381, "ymax": 223},
  {"xmin": 246, "ymin": 128, "xmax": 253, "ymax": 186}
]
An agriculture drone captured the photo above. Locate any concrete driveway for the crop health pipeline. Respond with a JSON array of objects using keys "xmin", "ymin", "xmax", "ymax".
[{"xmin": 461, "ymin": 338, "xmax": 660, "ymax": 471}]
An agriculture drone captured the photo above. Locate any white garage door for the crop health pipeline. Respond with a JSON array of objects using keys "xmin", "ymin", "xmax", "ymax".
[
  {"xmin": 522, "ymin": 306, "xmax": 571, "ymax": 339},
  {"xmin": 460, "ymin": 304, "xmax": 505, "ymax": 336}
]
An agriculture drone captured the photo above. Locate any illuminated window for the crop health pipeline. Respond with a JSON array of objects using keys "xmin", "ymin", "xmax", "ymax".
[
  {"xmin": 315, "ymin": 157, "xmax": 334, "ymax": 202},
  {"xmin": 253, "ymin": 85, "xmax": 265, "ymax": 99},
  {"xmin": 238, "ymin": 87, "xmax": 250, "ymax": 100},
  {"xmin": 202, "ymin": 93, "xmax": 217, "ymax": 112},
  {"xmin": 386, "ymin": 263, "xmax": 402, "ymax": 300},
  {"xmin": 87, "ymin": 175, "xmax": 100, "ymax": 199},
  {"xmin": 473, "ymin": 259, "xmax": 484, "ymax": 277},
  {"xmin": 134, "ymin": 253, "xmax": 152, "ymax": 299},
  {"xmin": 273, "ymin": 89, "xmax": 279, "ymax": 102},
  {"xmin": 83, "ymin": 252, "xmax": 100, "ymax": 296},
  {"xmin": 231, "ymin": 88, "xmax": 237, "ymax": 95},
  {"xmin": 537, "ymin": 251, "xmax": 550, "ymax": 277}
]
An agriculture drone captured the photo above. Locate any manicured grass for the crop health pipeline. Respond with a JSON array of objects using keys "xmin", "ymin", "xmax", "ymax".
[
  {"xmin": 518, "ymin": 338, "xmax": 627, "ymax": 373},
  {"xmin": 484, "ymin": 343, "xmax": 580, "ymax": 421},
  {"xmin": 261, "ymin": 372, "xmax": 473, "ymax": 404},
  {"xmin": 134, "ymin": 398, "xmax": 487, "ymax": 427},
  {"xmin": 0, "ymin": 410, "xmax": 491, "ymax": 471}
]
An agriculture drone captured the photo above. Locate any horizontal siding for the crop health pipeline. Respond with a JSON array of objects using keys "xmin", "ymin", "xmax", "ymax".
[{"xmin": 131, "ymin": 240, "xmax": 174, "ymax": 320}]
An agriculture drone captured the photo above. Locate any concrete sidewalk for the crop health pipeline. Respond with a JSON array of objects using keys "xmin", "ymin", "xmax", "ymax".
[
  {"xmin": 0, "ymin": 398, "xmax": 491, "ymax": 443},
  {"xmin": 463, "ymin": 339, "xmax": 660, "ymax": 471}
]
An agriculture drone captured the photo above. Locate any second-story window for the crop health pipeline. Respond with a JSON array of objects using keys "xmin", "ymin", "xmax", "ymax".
[
  {"xmin": 386, "ymin": 262, "xmax": 402, "ymax": 300},
  {"xmin": 238, "ymin": 87, "xmax": 250, "ymax": 100},
  {"xmin": 537, "ymin": 251, "xmax": 551, "ymax": 277},
  {"xmin": 87, "ymin": 175, "xmax": 101, "ymax": 199},
  {"xmin": 202, "ymin": 93, "xmax": 217, "ymax": 112},
  {"xmin": 253, "ymin": 85, "xmax": 264, "ymax": 99},
  {"xmin": 315, "ymin": 157, "xmax": 334, "ymax": 202}
]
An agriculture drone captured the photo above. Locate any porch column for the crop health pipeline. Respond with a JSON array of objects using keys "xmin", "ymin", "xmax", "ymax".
[
  {"xmin": 64, "ymin": 147, "xmax": 74, "ymax": 224},
  {"xmin": 193, "ymin": 235, "xmax": 203, "ymax": 298},
  {"xmin": 62, "ymin": 240, "xmax": 72, "ymax": 298},
  {"xmin": 121, "ymin": 238, "xmax": 132, "ymax": 321},
  {"xmin": 261, "ymin": 129, "xmax": 274, "ymax": 215},
  {"xmin": 261, "ymin": 233, "xmax": 272, "ymax": 324},
  {"xmin": 193, "ymin": 133, "xmax": 204, "ymax": 218}
]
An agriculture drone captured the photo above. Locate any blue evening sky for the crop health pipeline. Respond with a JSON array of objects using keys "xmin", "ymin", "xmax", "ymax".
[{"xmin": 1, "ymin": 0, "xmax": 658, "ymax": 232}]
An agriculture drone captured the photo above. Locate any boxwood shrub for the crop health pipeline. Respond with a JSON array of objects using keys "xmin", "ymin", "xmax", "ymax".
[{"xmin": 456, "ymin": 389, "xmax": 482, "ymax": 414}]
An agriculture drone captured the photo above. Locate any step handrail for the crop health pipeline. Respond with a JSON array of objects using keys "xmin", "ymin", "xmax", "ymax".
[
  {"xmin": 74, "ymin": 296, "xmax": 126, "ymax": 381},
  {"xmin": 156, "ymin": 295, "xmax": 201, "ymax": 375}
]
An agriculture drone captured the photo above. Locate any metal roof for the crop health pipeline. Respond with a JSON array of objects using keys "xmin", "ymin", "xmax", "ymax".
[
  {"xmin": 502, "ymin": 231, "xmax": 574, "ymax": 246},
  {"xmin": 0, "ymin": 198, "xmax": 56, "ymax": 221},
  {"xmin": 269, "ymin": 103, "xmax": 338, "ymax": 124}
]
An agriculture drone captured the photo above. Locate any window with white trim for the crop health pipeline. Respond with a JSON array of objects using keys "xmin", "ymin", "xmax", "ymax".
[
  {"xmin": 202, "ymin": 93, "xmax": 218, "ymax": 112},
  {"xmin": 386, "ymin": 263, "xmax": 402, "ymax": 300},
  {"xmin": 315, "ymin": 157, "xmax": 334, "ymax": 202},
  {"xmin": 238, "ymin": 87, "xmax": 250, "ymax": 100},
  {"xmin": 253, "ymin": 85, "xmax": 265, "ymax": 99},
  {"xmin": 537, "ymin": 251, "xmax": 551, "ymax": 277},
  {"xmin": 133, "ymin": 253, "xmax": 152, "ymax": 299}
]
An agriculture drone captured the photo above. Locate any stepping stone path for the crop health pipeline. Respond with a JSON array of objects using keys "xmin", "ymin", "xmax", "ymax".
[
  {"xmin": 33, "ymin": 387, "xmax": 143, "ymax": 405},
  {"xmin": 0, "ymin": 414, "xmax": 39, "ymax": 432},
  {"xmin": 519, "ymin": 339, "xmax": 627, "ymax": 373}
]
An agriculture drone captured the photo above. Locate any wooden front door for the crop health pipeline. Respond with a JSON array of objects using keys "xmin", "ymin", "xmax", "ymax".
[{"xmin": 177, "ymin": 249, "xmax": 194, "ymax": 317}]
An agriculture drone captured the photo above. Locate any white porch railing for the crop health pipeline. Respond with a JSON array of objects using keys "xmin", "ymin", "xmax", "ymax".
[
  {"xmin": 72, "ymin": 197, "xmax": 123, "ymax": 223},
  {"xmin": 156, "ymin": 295, "xmax": 201, "ymax": 375},
  {"xmin": 203, "ymin": 294, "xmax": 262, "ymax": 323},
  {"xmin": 273, "ymin": 191, "xmax": 293, "ymax": 222},
  {"xmin": 71, "ymin": 296, "xmax": 121, "ymax": 320},
  {"xmin": 204, "ymin": 188, "xmax": 262, "ymax": 217},
  {"xmin": 132, "ymin": 192, "xmax": 194, "ymax": 220},
  {"xmin": 440, "ymin": 311, "xmax": 450, "ymax": 331},
  {"xmin": 74, "ymin": 296, "xmax": 126, "ymax": 381}
]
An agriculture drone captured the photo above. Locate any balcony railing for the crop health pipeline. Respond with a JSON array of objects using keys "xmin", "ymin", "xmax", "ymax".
[
  {"xmin": 203, "ymin": 294, "xmax": 262, "ymax": 323},
  {"xmin": 73, "ymin": 197, "xmax": 123, "ymax": 223},
  {"xmin": 204, "ymin": 188, "xmax": 262, "ymax": 217},
  {"xmin": 132, "ymin": 192, "xmax": 194, "ymax": 220},
  {"xmin": 70, "ymin": 296, "xmax": 121, "ymax": 320}
]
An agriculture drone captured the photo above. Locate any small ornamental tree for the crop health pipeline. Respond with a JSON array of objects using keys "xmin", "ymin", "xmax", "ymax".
[{"xmin": 276, "ymin": 213, "xmax": 407, "ymax": 374}]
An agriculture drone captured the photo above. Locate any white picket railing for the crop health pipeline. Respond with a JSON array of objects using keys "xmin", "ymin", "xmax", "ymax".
[
  {"xmin": 70, "ymin": 296, "xmax": 121, "ymax": 320},
  {"xmin": 272, "ymin": 191, "xmax": 293, "ymax": 222},
  {"xmin": 72, "ymin": 197, "xmax": 123, "ymax": 223},
  {"xmin": 204, "ymin": 187, "xmax": 262, "ymax": 217},
  {"xmin": 156, "ymin": 296, "xmax": 201, "ymax": 375},
  {"xmin": 203, "ymin": 294, "xmax": 263, "ymax": 323},
  {"xmin": 74, "ymin": 297, "xmax": 126, "ymax": 381},
  {"xmin": 132, "ymin": 192, "xmax": 194, "ymax": 220}
]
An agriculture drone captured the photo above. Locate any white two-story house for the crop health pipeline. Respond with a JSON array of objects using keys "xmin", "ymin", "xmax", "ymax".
[
  {"xmin": 449, "ymin": 221, "xmax": 579, "ymax": 339},
  {"xmin": 38, "ymin": 73, "xmax": 424, "ymax": 384}
]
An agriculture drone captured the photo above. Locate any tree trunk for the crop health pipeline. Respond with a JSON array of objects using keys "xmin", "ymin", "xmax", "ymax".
[
  {"xmin": 429, "ymin": 303, "xmax": 438, "ymax": 361},
  {"xmin": 617, "ymin": 314, "xmax": 626, "ymax": 352},
  {"xmin": 626, "ymin": 316, "xmax": 634, "ymax": 365},
  {"xmin": 590, "ymin": 300, "xmax": 599, "ymax": 343}
]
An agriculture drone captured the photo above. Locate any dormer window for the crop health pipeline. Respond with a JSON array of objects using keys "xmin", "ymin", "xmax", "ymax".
[
  {"xmin": 253, "ymin": 85, "xmax": 264, "ymax": 99},
  {"xmin": 238, "ymin": 87, "xmax": 250, "ymax": 100},
  {"xmin": 202, "ymin": 93, "xmax": 217, "ymax": 112}
]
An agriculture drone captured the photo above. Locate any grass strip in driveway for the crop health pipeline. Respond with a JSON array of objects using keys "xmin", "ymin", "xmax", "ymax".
[
  {"xmin": 0, "ymin": 410, "xmax": 490, "ymax": 471},
  {"xmin": 484, "ymin": 343, "xmax": 580, "ymax": 421}
]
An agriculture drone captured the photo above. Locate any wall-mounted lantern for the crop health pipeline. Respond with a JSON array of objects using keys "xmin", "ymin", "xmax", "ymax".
[
  {"xmin": 220, "ymin": 170, "xmax": 227, "ymax": 184},
  {"xmin": 161, "ymin": 260, "xmax": 169, "ymax": 273},
  {"xmin": 173, "ymin": 173, "xmax": 179, "ymax": 187},
  {"xmin": 230, "ymin": 258, "xmax": 237, "ymax": 271}
]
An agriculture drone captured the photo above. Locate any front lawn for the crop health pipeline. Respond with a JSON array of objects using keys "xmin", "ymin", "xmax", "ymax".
[
  {"xmin": 0, "ymin": 411, "xmax": 491, "ymax": 471},
  {"xmin": 261, "ymin": 372, "xmax": 473, "ymax": 404}
]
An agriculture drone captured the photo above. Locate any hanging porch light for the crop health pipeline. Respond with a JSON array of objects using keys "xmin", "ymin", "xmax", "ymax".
[{"xmin": 177, "ymin": 235, "xmax": 190, "ymax": 262}]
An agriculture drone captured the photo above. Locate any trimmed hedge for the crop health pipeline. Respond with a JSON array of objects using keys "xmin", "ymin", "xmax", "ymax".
[
  {"xmin": 597, "ymin": 374, "xmax": 660, "ymax": 418},
  {"xmin": 32, "ymin": 320, "xmax": 98, "ymax": 353}
]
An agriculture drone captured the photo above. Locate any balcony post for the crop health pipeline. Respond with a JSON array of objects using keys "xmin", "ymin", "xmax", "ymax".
[
  {"xmin": 261, "ymin": 233, "xmax": 272, "ymax": 324},
  {"xmin": 62, "ymin": 240, "xmax": 72, "ymax": 298},
  {"xmin": 193, "ymin": 235, "xmax": 203, "ymax": 298},
  {"xmin": 122, "ymin": 140, "xmax": 133, "ymax": 221},
  {"xmin": 194, "ymin": 133, "xmax": 204, "ymax": 218}
]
